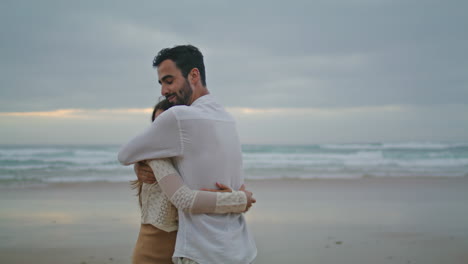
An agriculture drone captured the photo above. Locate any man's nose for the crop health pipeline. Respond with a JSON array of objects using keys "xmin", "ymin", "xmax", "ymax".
[{"xmin": 160, "ymin": 85, "xmax": 169, "ymax": 96}]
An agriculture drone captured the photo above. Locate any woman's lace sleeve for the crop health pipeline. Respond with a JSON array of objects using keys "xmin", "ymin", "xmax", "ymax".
[{"xmin": 146, "ymin": 159, "xmax": 247, "ymax": 214}]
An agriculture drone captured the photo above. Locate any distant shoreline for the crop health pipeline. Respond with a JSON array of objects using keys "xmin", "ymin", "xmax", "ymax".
[{"xmin": 2, "ymin": 172, "xmax": 468, "ymax": 189}]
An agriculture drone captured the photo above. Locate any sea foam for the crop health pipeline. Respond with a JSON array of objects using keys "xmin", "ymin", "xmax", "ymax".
[{"xmin": 1, "ymin": 143, "xmax": 467, "ymax": 186}]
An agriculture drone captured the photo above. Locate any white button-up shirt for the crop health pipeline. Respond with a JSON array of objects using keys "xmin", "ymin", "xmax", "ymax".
[{"xmin": 118, "ymin": 94, "xmax": 257, "ymax": 264}]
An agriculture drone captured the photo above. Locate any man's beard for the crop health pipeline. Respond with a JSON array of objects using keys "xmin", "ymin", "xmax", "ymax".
[{"xmin": 168, "ymin": 80, "xmax": 193, "ymax": 106}]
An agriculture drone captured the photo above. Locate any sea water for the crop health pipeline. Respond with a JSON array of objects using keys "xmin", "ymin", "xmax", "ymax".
[{"xmin": 1, "ymin": 142, "xmax": 467, "ymax": 186}]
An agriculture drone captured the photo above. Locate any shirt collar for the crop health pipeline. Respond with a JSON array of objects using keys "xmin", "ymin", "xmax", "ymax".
[{"xmin": 191, "ymin": 94, "xmax": 213, "ymax": 106}]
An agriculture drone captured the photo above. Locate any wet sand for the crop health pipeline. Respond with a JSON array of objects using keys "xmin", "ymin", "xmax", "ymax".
[{"xmin": 1, "ymin": 177, "xmax": 468, "ymax": 264}]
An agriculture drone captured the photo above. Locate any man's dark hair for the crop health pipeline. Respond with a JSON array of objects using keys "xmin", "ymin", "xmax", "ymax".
[{"xmin": 153, "ymin": 45, "xmax": 207, "ymax": 86}]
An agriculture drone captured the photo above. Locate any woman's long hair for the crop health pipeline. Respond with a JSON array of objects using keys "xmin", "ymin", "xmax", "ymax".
[{"xmin": 131, "ymin": 99, "xmax": 173, "ymax": 207}]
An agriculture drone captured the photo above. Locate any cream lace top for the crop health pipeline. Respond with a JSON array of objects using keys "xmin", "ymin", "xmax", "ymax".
[{"xmin": 141, "ymin": 159, "xmax": 248, "ymax": 232}]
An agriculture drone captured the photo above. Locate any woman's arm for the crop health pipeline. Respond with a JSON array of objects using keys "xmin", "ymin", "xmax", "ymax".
[{"xmin": 146, "ymin": 159, "xmax": 250, "ymax": 214}]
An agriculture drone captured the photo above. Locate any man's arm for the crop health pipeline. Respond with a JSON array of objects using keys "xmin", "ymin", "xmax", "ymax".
[
  {"xmin": 142, "ymin": 159, "xmax": 255, "ymax": 213},
  {"xmin": 118, "ymin": 109, "xmax": 182, "ymax": 165}
]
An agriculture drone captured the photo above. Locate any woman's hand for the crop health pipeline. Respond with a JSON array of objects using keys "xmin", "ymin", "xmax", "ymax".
[{"xmin": 239, "ymin": 184, "xmax": 256, "ymax": 212}]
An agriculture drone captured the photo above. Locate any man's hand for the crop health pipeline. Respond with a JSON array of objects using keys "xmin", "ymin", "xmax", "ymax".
[
  {"xmin": 200, "ymin": 182, "xmax": 233, "ymax": 193},
  {"xmin": 134, "ymin": 162, "xmax": 157, "ymax": 184},
  {"xmin": 201, "ymin": 183, "xmax": 256, "ymax": 212}
]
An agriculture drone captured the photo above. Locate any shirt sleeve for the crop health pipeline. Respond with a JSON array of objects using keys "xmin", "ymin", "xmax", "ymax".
[
  {"xmin": 147, "ymin": 159, "xmax": 247, "ymax": 214},
  {"xmin": 118, "ymin": 109, "xmax": 183, "ymax": 165}
]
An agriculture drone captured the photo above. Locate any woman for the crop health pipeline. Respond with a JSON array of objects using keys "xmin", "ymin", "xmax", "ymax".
[{"xmin": 129, "ymin": 99, "xmax": 252, "ymax": 264}]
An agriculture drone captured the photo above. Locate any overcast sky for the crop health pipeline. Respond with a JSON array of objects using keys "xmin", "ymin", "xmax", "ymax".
[{"xmin": 1, "ymin": 0, "xmax": 467, "ymax": 144}]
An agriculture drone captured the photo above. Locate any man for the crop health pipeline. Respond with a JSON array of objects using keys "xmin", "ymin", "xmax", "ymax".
[{"xmin": 119, "ymin": 45, "xmax": 257, "ymax": 264}]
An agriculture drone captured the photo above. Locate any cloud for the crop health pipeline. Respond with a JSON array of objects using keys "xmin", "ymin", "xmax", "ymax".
[
  {"xmin": 1, "ymin": 104, "xmax": 467, "ymax": 144},
  {"xmin": 0, "ymin": 108, "xmax": 152, "ymax": 118},
  {"xmin": 227, "ymin": 105, "xmax": 404, "ymax": 116},
  {"xmin": 0, "ymin": 0, "xmax": 467, "ymax": 148}
]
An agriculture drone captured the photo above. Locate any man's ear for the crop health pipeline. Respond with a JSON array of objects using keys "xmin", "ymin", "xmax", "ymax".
[{"xmin": 189, "ymin": 68, "xmax": 200, "ymax": 84}]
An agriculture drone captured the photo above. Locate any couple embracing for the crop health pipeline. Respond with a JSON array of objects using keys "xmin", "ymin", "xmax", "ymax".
[{"xmin": 118, "ymin": 45, "xmax": 257, "ymax": 264}]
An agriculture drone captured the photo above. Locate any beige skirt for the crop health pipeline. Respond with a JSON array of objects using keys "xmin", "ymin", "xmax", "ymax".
[{"xmin": 132, "ymin": 224, "xmax": 177, "ymax": 264}]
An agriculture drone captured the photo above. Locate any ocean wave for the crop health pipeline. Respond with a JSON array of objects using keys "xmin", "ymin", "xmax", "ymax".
[
  {"xmin": 243, "ymin": 151, "xmax": 468, "ymax": 168},
  {"xmin": 321, "ymin": 142, "xmax": 468, "ymax": 150},
  {"xmin": 1, "ymin": 143, "xmax": 468, "ymax": 185},
  {"xmin": 381, "ymin": 142, "xmax": 464, "ymax": 149},
  {"xmin": 320, "ymin": 143, "xmax": 383, "ymax": 150}
]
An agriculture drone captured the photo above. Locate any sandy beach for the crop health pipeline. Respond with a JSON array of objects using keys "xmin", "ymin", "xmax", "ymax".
[{"xmin": 1, "ymin": 177, "xmax": 468, "ymax": 264}]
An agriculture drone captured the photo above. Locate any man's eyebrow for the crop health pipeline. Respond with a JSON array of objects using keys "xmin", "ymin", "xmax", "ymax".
[{"xmin": 159, "ymin": 75, "xmax": 174, "ymax": 84}]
